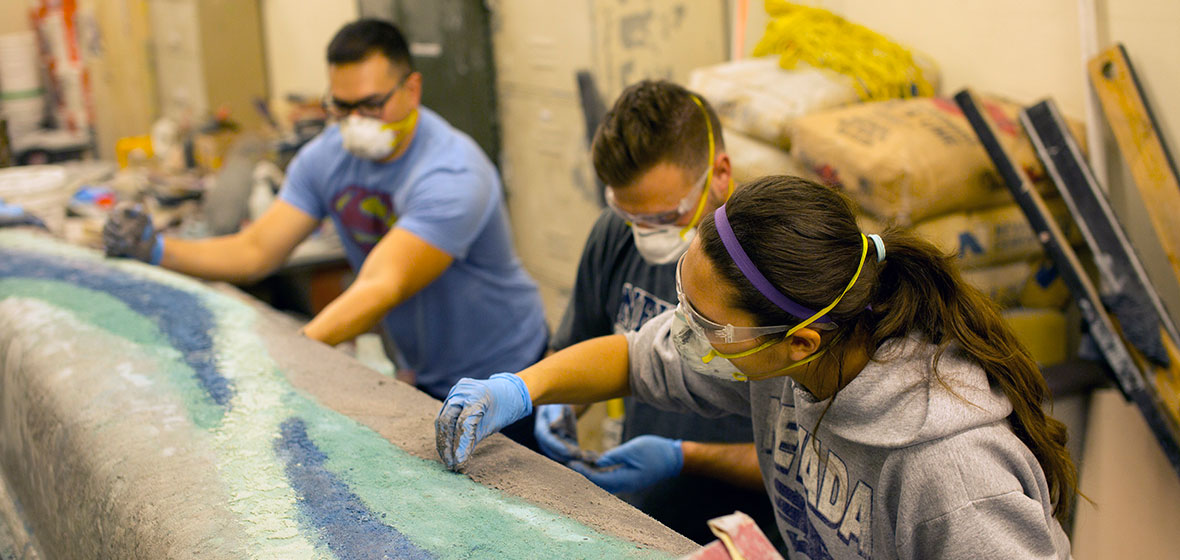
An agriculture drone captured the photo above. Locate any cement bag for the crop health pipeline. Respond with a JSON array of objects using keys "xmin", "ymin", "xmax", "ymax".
[
  {"xmin": 1018, "ymin": 258, "xmax": 1072, "ymax": 310},
  {"xmin": 689, "ymin": 57, "xmax": 859, "ymax": 151},
  {"xmin": 961, "ymin": 259, "xmax": 1034, "ymax": 308},
  {"xmin": 790, "ymin": 95, "xmax": 1087, "ymax": 224},
  {"xmin": 914, "ymin": 198, "xmax": 1082, "ymax": 269},
  {"xmin": 1002, "ymin": 307, "xmax": 1068, "ymax": 366},
  {"xmin": 723, "ymin": 129, "xmax": 884, "ymax": 229},
  {"xmin": 725, "ymin": 128, "xmax": 813, "ymax": 185}
]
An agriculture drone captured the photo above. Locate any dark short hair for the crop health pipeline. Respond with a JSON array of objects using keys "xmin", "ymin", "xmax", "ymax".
[
  {"xmin": 327, "ymin": 19, "xmax": 413, "ymax": 73},
  {"xmin": 591, "ymin": 80, "xmax": 724, "ymax": 188}
]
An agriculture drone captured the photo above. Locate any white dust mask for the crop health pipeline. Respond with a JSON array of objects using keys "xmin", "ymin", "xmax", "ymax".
[
  {"xmin": 632, "ymin": 224, "xmax": 694, "ymax": 265},
  {"xmin": 671, "ymin": 309, "xmax": 744, "ymax": 380},
  {"xmin": 339, "ymin": 110, "xmax": 418, "ymax": 161}
]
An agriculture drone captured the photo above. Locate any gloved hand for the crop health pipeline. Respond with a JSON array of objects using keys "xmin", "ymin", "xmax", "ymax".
[
  {"xmin": 103, "ymin": 203, "xmax": 163, "ymax": 264},
  {"xmin": 568, "ymin": 435, "xmax": 683, "ymax": 494},
  {"xmin": 435, "ymin": 373, "xmax": 533, "ymax": 471},
  {"xmin": 0, "ymin": 199, "xmax": 46, "ymax": 229},
  {"xmin": 533, "ymin": 404, "xmax": 582, "ymax": 463}
]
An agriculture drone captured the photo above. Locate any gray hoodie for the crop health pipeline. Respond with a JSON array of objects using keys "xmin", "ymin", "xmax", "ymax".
[{"xmin": 626, "ymin": 309, "xmax": 1072, "ymax": 559}]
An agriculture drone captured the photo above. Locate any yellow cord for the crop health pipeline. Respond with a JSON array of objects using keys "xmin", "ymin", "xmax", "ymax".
[
  {"xmin": 716, "ymin": 234, "xmax": 871, "ymax": 382},
  {"xmin": 752, "ymin": 1, "xmax": 934, "ymax": 101},
  {"xmin": 680, "ymin": 95, "xmax": 716, "ymax": 239}
]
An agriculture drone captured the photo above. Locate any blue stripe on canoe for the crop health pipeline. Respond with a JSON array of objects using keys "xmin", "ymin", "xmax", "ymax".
[
  {"xmin": 0, "ymin": 250, "xmax": 232, "ymax": 407},
  {"xmin": 276, "ymin": 417, "xmax": 435, "ymax": 559}
]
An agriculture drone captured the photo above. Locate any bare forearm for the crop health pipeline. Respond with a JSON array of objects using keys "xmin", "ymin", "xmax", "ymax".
[
  {"xmin": 156, "ymin": 201, "xmax": 318, "ymax": 284},
  {"xmin": 302, "ymin": 279, "xmax": 396, "ymax": 346},
  {"xmin": 159, "ymin": 235, "xmax": 276, "ymax": 283},
  {"xmin": 681, "ymin": 441, "xmax": 765, "ymax": 491},
  {"xmin": 520, "ymin": 335, "xmax": 631, "ymax": 405}
]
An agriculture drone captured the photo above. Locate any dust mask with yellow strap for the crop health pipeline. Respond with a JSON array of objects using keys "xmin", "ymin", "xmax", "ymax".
[
  {"xmin": 629, "ymin": 95, "xmax": 732, "ymax": 265},
  {"xmin": 341, "ymin": 109, "xmax": 419, "ymax": 161}
]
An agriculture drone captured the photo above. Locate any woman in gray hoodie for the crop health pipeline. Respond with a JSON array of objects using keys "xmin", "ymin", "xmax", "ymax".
[{"xmin": 437, "ymin": 175, "xmax": 1077, "ymax": 559}]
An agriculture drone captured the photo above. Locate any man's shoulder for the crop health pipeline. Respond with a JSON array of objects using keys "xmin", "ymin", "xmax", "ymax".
[
  {"xmin": 297, "ymin": 125, "xmax": 345, "ymax": 161},
  {"xmin": 585, "ymin": 207, "xmax": 632, "ymax": 248},
  {"xmin": 395, "ymin": 112, "xmax": 497, "ymax": 199},
  {"xmin": 284, "ymin": 126, "xmax": 349, "ymax": 190},
  {"xmin": 413, "ymin": 108, "xmax": 489, "ymax": 168}
]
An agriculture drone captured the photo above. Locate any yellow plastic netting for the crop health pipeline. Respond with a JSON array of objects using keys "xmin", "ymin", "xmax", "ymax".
[{"xmin": 753, "ymin": 1, "xmax": 935, "ymax": 101}]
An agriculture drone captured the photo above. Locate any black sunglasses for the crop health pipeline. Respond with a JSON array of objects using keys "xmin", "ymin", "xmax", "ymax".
[{"xmin": 324, "ymin": 73, "xmax": 410, "ymax": 119}]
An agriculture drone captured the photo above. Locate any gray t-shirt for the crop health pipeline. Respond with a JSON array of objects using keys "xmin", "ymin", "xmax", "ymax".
[
  {"xmin": 553, "ymin": 209, "xmax": 775, "ymax": 545},
  {"xmin": 627, "ymin": 309, "xmax": 1073, "ymax": 559}
]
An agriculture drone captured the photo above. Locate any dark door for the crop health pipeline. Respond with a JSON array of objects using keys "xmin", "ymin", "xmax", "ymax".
[{"xmin": 357, "ymin": 0, "xmax": 500, "ymax": 166}]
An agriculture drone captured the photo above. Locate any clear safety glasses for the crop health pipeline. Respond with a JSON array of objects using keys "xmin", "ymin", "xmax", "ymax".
[
  {"xmin": 674, "ymin": 254, "xmax": 835, "ymax": 345},
  {"xmin": 604, "ymin": 95, "xmax": 719, "ymax": 229},
  {"xmin": 604, "ymin": 164, "xmax": 710, "ymax": 227}
]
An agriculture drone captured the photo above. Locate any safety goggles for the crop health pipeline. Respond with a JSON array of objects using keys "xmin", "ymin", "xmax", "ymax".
[
  {"xmin": 604, "ymin": 95, "xmax": 721, "ymax": 229},
  {"xmin": 674, "ymin": 254, "xmax": 835, "ymax": 345},
  {"xmin": 604, "ymin": 164, "xmax": 710, "ymax": 227}
]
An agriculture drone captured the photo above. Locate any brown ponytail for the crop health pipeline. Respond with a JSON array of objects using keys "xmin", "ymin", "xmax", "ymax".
[{"xmin": 699, "ymin": 175, "xmax": 1077, "ymax": 521}]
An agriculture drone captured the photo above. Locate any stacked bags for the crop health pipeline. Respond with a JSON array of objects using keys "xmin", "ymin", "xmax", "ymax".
[{"xmin": 695, "ymin": 2, "xmax": 1086, "ymax": 365}]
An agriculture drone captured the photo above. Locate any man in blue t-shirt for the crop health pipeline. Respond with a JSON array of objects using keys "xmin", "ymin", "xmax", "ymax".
[{"xmin": 103, "ymin": 20, "xmax": 548, "ymax": 418}]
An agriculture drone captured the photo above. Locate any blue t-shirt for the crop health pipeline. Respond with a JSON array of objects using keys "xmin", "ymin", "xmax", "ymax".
[{"xmin": 279, "ymin": 107, "xmax": 547, "ymax": 398}]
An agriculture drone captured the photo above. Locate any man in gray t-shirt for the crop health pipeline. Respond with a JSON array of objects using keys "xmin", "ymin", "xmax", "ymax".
[{"xmin": 539, "ymin": 80, "xmax": 778, "ymax": 546}]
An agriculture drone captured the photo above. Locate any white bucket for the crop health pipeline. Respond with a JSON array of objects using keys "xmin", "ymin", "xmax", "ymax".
[
  {"xmin": 0, "ymin": 58, "xmax": 41, "ymax": 93},
  {"xmin": 0, "ymin": 32, "xmax": 39, "ymax": 81},
  {"xmin": 0, "ymin": 32, "xmax": 37, "ymax": 51},
  {"xmin": 0, "ymin": 60, "xmax": 41, "ymax": 93},
  {"xmin": 0, "ymin": 165, "xmax": 69, "ymax": 233},
  {"xmin": 1, "ymin": 95, "xmax": 44, "ymax": 115},
  {"xmin": 0, "ymin": 72, "xmax": 40, "ymax": 93},
  {"xmin": 1, "ymin": 95, "xmax": 45, "ymax": 136}
]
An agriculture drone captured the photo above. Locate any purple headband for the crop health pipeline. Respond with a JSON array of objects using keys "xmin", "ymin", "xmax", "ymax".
[{"xmin": 713, "ymin": 205, "xmax": 833, "ymax": 323}]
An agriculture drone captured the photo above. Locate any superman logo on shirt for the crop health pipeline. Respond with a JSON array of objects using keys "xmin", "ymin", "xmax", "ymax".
[{"xmin": 332, "ymin": 185, "xmax": 398, "ymax": 252}]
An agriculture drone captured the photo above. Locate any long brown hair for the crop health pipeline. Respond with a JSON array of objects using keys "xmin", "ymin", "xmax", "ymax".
[{"xmin": 698, "ymin": 175, "xmax": 1077, "ymax": 522}]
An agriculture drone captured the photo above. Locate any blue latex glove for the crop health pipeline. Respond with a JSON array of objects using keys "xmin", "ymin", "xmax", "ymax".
[
  {"xmin": 103, "ymin": 203, "xmax": 163, "ymax": 264},
  {"xmin": 533, "ymin": 404, "xmax": 582, "ymax": 463},
  {"xmin": 0, "ymin": 199, "xmax": 46, "ymax": 229},
  {"xmin": 435, "ymin": 373, "xmax": 533, "ymax": 471},
  {"xmin": 568, "ymin": 435, "xmax": 684, "ymax": 494}
]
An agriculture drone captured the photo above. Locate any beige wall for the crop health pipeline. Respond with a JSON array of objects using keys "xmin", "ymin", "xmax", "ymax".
[
  {"xmin": 81, "ymin": 0, "xmax": 157, "ymax": 158},
  {"xmin": 492, "ymin": 0, "xmax": 729, "ymax": 326},
  {"xmin": 1070, "ymin": 389, "xmax": 1180, "ymax": 559},
  {"xmin": 0, "ymin": 0, "xmax": 30, "ymax": 35},
  {"xmin": 260, "ymin": 0, "xmax": 356, "ymax": 118}
]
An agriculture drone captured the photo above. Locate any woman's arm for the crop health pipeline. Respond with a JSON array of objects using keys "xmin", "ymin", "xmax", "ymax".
[
  {"xmin": 519, "ymin": 334, "xmax": 631, "ymax": 406},
  {"xmin": 436, "ymin": 334, "xmax": 631, "ymax": 471}
]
